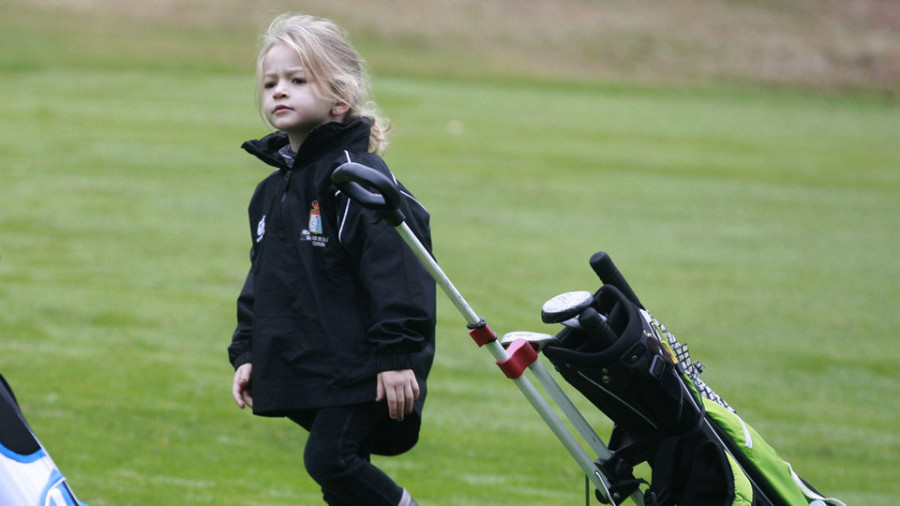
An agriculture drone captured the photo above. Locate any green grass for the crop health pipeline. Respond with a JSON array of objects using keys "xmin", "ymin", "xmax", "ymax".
[{"xmin": 1, "ymin": 2, "xmax": 898, "ymax": 505}]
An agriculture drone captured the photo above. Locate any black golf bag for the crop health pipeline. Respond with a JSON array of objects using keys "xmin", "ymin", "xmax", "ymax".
[
  {"xmin": 0, "ymin": 373, "xmax": 87, "ymax": 505},
  {"xmin": 541, "ymin": 252, "xmax": 845, "ymax": 506}
]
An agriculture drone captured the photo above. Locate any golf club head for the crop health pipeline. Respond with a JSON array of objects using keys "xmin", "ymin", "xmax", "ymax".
[
  {"xmin": 500, "ymin": 331, "xmax": 556, "ymax": 350},
  {"xmin": 541, "ymin": 290, "xmax": 594, "ymax": 324}
]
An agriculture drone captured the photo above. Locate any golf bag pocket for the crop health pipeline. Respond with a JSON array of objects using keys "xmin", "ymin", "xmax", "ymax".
[
  {"xmin": 543, "ymin": 285, "xmax": 704, "ymax": 441},
  {"xmin": 648, "ymin": 426, "xmax": 753, "ymax": 506}
]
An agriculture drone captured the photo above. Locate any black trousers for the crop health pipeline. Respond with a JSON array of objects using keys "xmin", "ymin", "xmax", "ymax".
[{"xmin": 288, "ymin": 402, "xmax": 404, "ymax": 506}]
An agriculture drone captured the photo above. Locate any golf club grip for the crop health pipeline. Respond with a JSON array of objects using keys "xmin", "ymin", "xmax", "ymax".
[
  {"xmin": 589, "ymin": 251, "xmax": 643, "ymax": 308},
  {"xmin": 331, "ymin": 162, "xmax": 406, "ymax": 225},
  {"xmin": 578, "ymin": 307, "xmax": 616, "ymax": 349}
]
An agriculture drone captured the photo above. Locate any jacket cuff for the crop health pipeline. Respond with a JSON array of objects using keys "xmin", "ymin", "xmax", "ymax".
[
  {"xmin": 375, "ymin": 351, "xmax": 416, "ymax": 372},
  {"xmin": 231, "ymin": 352, "xmax": 252, "ymax": 370}
]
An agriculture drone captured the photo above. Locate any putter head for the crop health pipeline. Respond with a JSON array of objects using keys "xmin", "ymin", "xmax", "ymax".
[
  {"xmin": 541, "ymin": 290, "xmax": 594, "ymax": 324},
  {"xmin": 500, "ymin": 331, "xmax": 557, "ymax": 350}
]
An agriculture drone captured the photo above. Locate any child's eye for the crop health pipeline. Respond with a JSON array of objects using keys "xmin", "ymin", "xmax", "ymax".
[
  {"xmin": 292, "ymin": 78, "xmax": 307, "ymax": 85},
  {"xmin": 263, "ymin": 81, "xmax": 276, "ymax": 89}
]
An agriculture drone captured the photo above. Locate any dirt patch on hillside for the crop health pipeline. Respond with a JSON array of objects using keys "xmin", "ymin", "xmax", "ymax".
[{"xmin": 21, "ymin": 0, "xmax": 900, "ymax": 92}]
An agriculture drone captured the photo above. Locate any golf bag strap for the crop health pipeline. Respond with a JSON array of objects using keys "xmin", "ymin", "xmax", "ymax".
[{"xmin": 495, "ymin": 339, "xmax": 538, "ymax": 379}]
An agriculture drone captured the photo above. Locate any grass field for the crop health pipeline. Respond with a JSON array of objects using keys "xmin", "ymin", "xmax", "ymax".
[{"xmin": 1, "ymin": 1, "xmax": 898, "ymax": 505}]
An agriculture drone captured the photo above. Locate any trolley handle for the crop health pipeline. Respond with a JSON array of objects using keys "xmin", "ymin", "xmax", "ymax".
[{"xmin": 332, "ymin": 162, "xmax": 406, "ymax": 226}]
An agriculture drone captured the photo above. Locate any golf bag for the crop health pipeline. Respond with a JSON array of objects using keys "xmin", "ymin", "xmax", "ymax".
[
  {"xmin": 541, "ymin": 252, "xmax": 845, "ymax": 506},
  {"xmin": 0, "ymin": 372, "xmax": 87, "ymax": 506}
]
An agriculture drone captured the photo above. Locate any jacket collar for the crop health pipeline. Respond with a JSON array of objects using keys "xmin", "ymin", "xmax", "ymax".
[{"xmin": 241, "ymin": 118, "xmax": 372, "ymax": 171}]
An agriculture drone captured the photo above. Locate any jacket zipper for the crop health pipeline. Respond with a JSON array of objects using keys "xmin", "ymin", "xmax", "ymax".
[
  {"xmin": 282, "ymin": 170, "xmax": 292, "ymax": 202},
  {"xmin": 280, "ymin": 170, "xmax": 293, "ymax": 223}
]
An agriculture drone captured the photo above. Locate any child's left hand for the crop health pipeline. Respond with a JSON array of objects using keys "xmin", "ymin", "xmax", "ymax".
[{"xmin": 376, "ymin": 369, "xmax": 420, "ymax": 421}]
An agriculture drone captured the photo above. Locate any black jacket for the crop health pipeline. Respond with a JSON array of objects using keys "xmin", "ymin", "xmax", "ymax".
[{"xmin": 228, "ymin": 119, "xmax": 436, "ymax": 422}]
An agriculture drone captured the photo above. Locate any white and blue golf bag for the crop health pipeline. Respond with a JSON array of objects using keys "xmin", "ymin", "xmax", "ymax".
[{"xmin": 0, "ymin": 373, "xmax": 88, "ymax": 506}]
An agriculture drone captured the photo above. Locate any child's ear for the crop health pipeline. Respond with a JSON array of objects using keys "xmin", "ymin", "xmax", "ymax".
[{"xmin": 332, "ymin": 101, "xmax": 350, "ymax": 117}]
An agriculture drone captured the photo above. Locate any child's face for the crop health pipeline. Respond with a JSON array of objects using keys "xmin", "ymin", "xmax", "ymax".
[{"xmin": 261, "ymin": 43, "xmax": 343, "ymax": 149}]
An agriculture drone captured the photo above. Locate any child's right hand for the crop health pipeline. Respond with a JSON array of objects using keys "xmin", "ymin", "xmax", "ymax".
[
  {"xmin": 232, "ymin": 363, "xmax": 254, "ymax": 409},
  {"xmin": 375, "ymin": 369, "xmax": 419, "ymax": 421}
]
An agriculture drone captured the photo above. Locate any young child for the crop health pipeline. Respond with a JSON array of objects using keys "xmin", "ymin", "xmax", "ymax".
[{"xmin": 228, "ymin": 14, "xmax": 436, "ymax": 506}]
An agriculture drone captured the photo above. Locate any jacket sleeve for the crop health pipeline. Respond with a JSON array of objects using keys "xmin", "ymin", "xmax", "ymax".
[
  {"xmin": 228, "ymin": 177, "xmax": 272, "ymax": 370},
  {"xmin": 228, "ymin": 265, "xmax": 254, "ymax": 369},
  {"xmin": 335, "ymin": 156, "xmax": 437, "ymax": 373}
]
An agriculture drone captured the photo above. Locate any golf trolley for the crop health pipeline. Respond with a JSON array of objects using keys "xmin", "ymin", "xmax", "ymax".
[{"xmin": 332, "ymin": 163, "xmax": 845, "ymax": 506}]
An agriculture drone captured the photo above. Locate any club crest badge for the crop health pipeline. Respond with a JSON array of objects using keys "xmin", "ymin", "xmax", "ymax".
[
  {"xmin": 308, "ymin": 200, "xmax": 323, "ymax": 235},
  {"xmin": 300, "ymin": 201, "xmax": 329, "ymax": 247}
]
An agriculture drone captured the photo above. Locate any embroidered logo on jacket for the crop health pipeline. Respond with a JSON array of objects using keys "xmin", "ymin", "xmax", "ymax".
[
  {"xmin": 256, "ymin": 215, "xmax": 266, "ymax": 243},
  {"xmin": 308, "ymin": 200, "xmax": 323, "ymax": 235},
  {"xmin": 301, "ymin": 200, "xmax": 329, "ymax": 248}
]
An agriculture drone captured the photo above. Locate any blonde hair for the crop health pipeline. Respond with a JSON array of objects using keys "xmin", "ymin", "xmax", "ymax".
[{"xmin": 256, "ymin": 14, "xmax": 390, "ymax": 154}]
